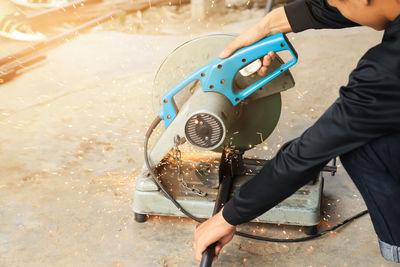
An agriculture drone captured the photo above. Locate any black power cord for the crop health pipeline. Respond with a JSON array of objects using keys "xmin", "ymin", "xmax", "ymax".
[
  {"xmin": 235, "ymin": 209, "xmax": 369, "ymax": 242},
  {"xmin": 144, "ymin": 116, "xmax": 369, "ymax": 242}
]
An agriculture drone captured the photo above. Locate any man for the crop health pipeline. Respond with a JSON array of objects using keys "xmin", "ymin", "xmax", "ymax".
[{"xmin": 194, "ymin": 0, "xmax": 400, "ymax": 263}]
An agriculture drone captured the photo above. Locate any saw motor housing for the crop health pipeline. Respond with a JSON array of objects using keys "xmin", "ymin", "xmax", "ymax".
[{"xmin": 183, "ymin": 89, "xmax": 234, "ymax": 150}]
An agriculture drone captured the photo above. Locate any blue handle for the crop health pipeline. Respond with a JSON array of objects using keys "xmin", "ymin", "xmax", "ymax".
[{"xmin": 160, "ymin": 33, "xmax": 298, "ymax": 128}]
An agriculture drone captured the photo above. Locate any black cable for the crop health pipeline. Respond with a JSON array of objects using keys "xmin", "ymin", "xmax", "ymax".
[
  {"xmin": 235, "ymin": 209, "xmax": 369, "ymax": 242},
  {"xmin": 144, "ymin": 116, "xmax": 369, "ymax": 242}
]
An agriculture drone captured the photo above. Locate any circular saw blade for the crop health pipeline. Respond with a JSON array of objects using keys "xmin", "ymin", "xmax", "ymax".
[{"xmin": 153, "ymin": 34, "xmax": 286, "ymax": 151}]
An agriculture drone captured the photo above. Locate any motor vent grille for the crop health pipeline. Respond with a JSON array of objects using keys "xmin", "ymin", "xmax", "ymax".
[{"xmin": 185, "ymin": 113, "xmax": 224, "ymax": 149}]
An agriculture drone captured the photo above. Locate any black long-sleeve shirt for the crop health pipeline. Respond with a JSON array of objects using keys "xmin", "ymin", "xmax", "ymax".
[{"xmin": 222, "ymin": 0, "xmax": 400, "ymax": 225}]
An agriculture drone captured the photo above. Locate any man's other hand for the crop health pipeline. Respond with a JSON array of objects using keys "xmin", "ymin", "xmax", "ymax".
[{"xmin": 194, "ymin": 209, "xmax": 236, "ymax": 261}]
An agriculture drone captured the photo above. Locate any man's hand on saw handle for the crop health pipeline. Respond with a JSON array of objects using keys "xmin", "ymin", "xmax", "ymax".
[
  {"xmin": 219, "ymin": 6, "xmax": 292, "ymax": 76},
  {"xmin": 194, "ymin": 209, "xmax": 236, "ymax": 261}
]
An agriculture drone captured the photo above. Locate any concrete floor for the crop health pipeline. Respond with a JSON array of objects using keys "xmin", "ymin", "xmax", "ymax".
[{"xmin": 0, "ymin": 3, "xmax": 399, "ymax": 267}]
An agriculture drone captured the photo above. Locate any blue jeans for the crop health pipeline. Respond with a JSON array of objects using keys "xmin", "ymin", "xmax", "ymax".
[{"xmin": 340, "ymin": 133, "xmax": 400, "ymax": 263}]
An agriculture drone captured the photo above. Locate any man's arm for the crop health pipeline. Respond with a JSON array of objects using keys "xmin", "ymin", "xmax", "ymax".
[{"xmin": 285, "ymin": 0, "xmax": 359, "ymax": 33}]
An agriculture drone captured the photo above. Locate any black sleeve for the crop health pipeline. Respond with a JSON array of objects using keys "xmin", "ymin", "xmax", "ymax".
[
  {"xmin": 222, "ymin": 32, "xmax": 400, "ymax": 225},
  {"xmin": 284, "ymin": 0, "xmax": 359, "ymax": 32}
]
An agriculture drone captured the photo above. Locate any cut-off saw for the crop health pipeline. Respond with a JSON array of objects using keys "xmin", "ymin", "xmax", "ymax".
[{"xmin": 133, "ymin": 33, "xmax": 337, "ymax": 264}]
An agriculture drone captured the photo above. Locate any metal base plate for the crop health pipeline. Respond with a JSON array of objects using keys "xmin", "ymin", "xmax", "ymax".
[{"xmin": 133, "ymin": 159, "xmax": 323, "ymax": 226}]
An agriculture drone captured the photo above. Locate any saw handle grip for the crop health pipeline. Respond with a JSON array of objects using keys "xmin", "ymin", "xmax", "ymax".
[
  {"xmin": 159, "ymin": 32, "xmax": 297, "ymax": 128},
  {"xmin": 202, "ymin": 32, "xmax": 297, "ymax": 104}
]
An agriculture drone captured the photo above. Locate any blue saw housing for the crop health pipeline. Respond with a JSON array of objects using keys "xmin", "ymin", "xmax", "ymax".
[{"xmin": 159, "ymin": 32, "xmax": 298, "ymax": 128}]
